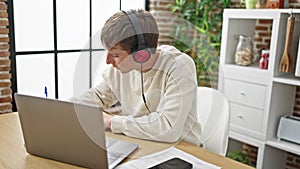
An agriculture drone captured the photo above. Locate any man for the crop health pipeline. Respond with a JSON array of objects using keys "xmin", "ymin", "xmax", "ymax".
[{"xmin": 76, "ymin": 9, "xmax": 201, "ymax": 146}]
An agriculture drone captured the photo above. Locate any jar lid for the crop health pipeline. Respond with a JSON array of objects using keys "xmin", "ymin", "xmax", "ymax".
[
  {"xmin": 238, "ymin": 35, "xmax": 252, "ymax": 41},
  {"xmin": 262, "ymin": 50, "xmax": 270, "ymax": 54}
]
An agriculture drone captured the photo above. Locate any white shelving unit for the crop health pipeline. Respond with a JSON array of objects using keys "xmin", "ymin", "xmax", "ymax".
[{"xmin": 218, "ymin": 9, "xmax": 300, "ymax": 169}]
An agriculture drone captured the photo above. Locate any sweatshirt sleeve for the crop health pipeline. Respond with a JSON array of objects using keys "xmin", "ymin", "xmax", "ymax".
[{"xmin": 71, "ymin": 66, "xmax": 119, "ymax": 109}]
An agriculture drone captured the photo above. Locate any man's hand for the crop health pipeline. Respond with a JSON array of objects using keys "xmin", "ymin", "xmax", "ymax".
[{"xmin": 102, "ymin": 112, "xmax": 113, "ymax": 130}]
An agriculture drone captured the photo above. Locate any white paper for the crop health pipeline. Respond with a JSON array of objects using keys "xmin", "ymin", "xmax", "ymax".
[{"xmin": 115, "ymin": 147, "xmax": 221, "ymax": 169}]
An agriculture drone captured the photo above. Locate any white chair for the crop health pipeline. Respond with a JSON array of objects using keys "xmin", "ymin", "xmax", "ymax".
[{"xmin": 196, "ymin": 86, "xmax": 230, "ymax": 156}]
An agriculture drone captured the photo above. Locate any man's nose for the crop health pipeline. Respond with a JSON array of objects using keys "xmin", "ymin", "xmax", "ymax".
[{"xmin": 106, "ymin": 54, "xmax": 114, "ymax": 64}]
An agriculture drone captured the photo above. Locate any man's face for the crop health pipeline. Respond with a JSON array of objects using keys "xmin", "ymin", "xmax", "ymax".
[{"xmin": 106, "ymin": 45, "xmax": 135, "ymax": 73}]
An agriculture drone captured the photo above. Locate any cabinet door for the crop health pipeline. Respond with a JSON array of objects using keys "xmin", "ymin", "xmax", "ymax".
[
  {"xmin": 224, "ymin": 79, "xmax": 267, "ymax": 139},
  {"xmin": 224, "ymin": 79, "xmax": 266, "ymax": 109},
  {"xmin": 230, "ymin": 103, "xmax": 265, "ymax": 139}
]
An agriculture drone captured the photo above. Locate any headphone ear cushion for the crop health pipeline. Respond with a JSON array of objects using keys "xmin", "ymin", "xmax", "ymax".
[{"xmin": 133, "ymin": 49, "xmax": 151, "ymax": 63}]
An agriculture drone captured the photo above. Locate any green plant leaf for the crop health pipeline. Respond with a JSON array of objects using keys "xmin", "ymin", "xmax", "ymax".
[{"xmin": 168, "ymin": 0, "xmax": 230, "ymax": 86}]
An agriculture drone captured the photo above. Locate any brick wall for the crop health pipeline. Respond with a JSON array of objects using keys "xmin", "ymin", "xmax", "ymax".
[
  {"xmin": 0, "ymin": 0, "xmax": 11, "ymax": 114},
  {"xmin": 286, "ymin": 152, "xmax": 300, "ymax": 169},
  {"xmin": 294, "ymin": 87, "xmax": 300, "ymax": 117},
  {"xmin": 149, "ymin": 0, "xmax": 175, "ymax": 45}
]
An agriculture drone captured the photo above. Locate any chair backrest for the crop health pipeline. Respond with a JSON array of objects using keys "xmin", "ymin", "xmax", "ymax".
[{"xmin": 197, "ymin": 86, "xmax": 230, "ymax": 156}]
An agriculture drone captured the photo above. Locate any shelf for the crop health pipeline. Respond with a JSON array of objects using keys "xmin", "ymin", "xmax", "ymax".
[
  {"xmin": 266, "ymin": 138, "xmax": 300, "ymax": 156},
  {"xmin": 273, "ymin": 74, "xmax": 300, "ymax": 86},
  {"xmin": 223, "ymin": 63, "xmax": 270, "ymax": 71},
  {"xmin": 224, "ymin": 9, "xmax": 300, "ymax": 19},
  {"xmin": 220, "ymin": 9, "xmax": 300, "ymax": 169},
  {"xmin": 222, "ymin": 64, "xmax": 272, "ymax": 85}
]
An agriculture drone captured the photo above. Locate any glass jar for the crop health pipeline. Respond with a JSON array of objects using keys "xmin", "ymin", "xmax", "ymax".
[
  {"xmin": 259, "ymin": 50, "xmax": 269, "ymax": 69},
  {"xmin": 256, "ymin": 0, "xmax": 267, "ymax": 8},
  {"xmin": 234, "ymin": 35, "xmax": 253, "ymax": 66}
]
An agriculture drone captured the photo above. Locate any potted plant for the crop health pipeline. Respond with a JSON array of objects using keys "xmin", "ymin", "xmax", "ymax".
[{"xmin": 227, "ymin": 151, "xmax": 252, "ymax": 165}]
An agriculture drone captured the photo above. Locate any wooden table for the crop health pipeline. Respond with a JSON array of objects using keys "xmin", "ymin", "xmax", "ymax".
[{"xmin": 0, "ymin": 112, "xmax": 254, "ymax": 169}]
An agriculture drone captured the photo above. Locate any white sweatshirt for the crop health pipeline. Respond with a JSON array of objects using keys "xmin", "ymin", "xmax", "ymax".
[{"xmin": 77, "ymin": 45, "xmax": 202, "ymax": 146}]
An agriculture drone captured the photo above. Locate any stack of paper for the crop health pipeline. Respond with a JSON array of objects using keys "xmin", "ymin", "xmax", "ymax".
[{"xmin": 115, "ymin": 147, "xmax": 221, "ymax": 169}]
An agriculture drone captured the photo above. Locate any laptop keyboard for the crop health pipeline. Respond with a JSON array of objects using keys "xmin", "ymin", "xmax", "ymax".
[
  {"xmin": 106, "ymin": 138, "xmax": 117, "ymax": 148},
  {"xmin": 106, "ymin": 138, "xmax": 122, "ymax": 165},
  {"xmin": 107, "ymin": 151, "xmax": 122, "ymax": 165}
]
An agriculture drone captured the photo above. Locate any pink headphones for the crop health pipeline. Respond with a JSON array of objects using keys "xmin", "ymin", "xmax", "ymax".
[{"xmin": 123, "ymin": 10, "xmax": 151, "ymax": 64}]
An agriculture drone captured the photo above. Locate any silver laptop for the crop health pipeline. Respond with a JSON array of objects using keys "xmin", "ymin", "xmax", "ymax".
[{"xmin": 14, "ymin": 93, "xmax": 138, "ymax": 169}]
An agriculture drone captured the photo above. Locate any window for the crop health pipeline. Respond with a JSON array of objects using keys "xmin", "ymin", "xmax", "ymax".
[{"xmin": 10, "ymin": 0, "xmax": 146, "ymax": 109}]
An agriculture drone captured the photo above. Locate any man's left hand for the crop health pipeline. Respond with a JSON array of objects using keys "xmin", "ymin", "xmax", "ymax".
[{"xmin": 102, "ymin": 112, "xmax": 113, "ymax": 130}]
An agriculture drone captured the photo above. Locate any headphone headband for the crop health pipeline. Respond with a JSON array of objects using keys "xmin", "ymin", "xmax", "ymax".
[{"xmin": 123, "ymin": 10, "xmax": 146, "ymax": 51}]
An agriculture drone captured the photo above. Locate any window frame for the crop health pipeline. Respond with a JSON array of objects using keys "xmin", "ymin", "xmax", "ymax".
[{"xmin": 9, "ymin": 0, "xmax": 149, "ymax": 111}]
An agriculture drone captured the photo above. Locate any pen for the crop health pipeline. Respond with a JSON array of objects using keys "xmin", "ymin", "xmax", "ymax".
[{"xmin": 44, "ymin": 86, "xmax": 48, "ymax": 98}]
